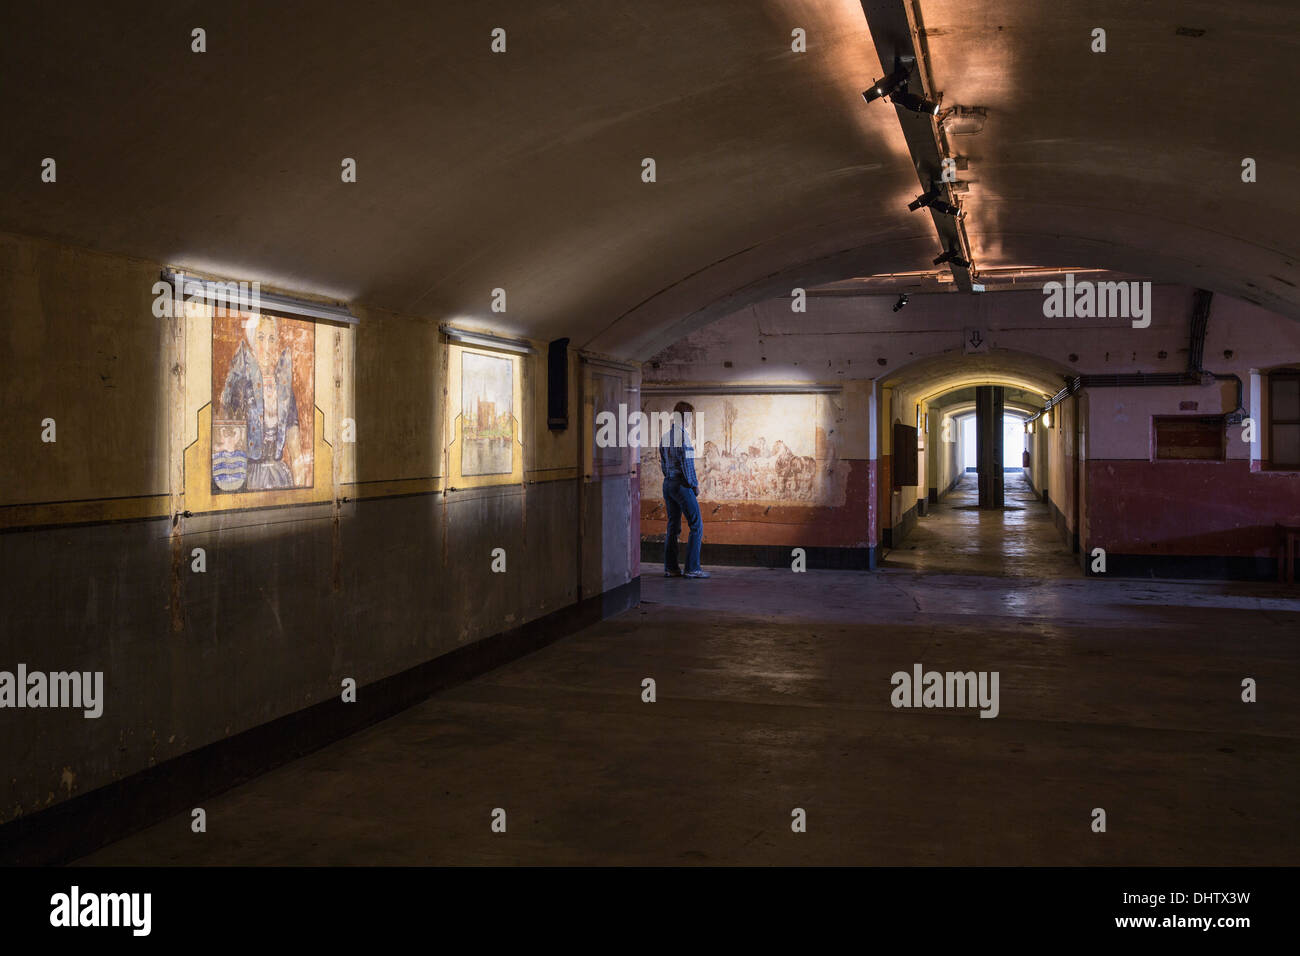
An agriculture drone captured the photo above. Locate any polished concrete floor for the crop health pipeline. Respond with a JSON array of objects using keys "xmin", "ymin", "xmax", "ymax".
[{"xmin": 78, "ymin": 481, "xmax": 1300, "ymax": 865}]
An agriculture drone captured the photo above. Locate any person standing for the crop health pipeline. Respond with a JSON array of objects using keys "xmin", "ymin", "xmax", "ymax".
[{"xmin": 659, "ymin": 401, "xmax": 710, "ymax": 579}]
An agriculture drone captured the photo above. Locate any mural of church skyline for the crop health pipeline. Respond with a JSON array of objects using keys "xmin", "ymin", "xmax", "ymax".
[{"xmin": 460, "ymin": 351, "xmax": 514, "ymax": 476}]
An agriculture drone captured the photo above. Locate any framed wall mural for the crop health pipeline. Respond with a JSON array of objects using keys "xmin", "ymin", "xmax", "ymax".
[
  {"xmin": 181, "ymin": 305, "xmax": 339, "ymax": 513},
  {"xmin": 446, "ymin": 344, "xmax": 524, "ymax": 488},
  {"xmin": 212, "ymin": 310, "xmax": 315, "ymax": 493},
  {"xmin": 460, "ymin": 350, "xmax": 514, "ymax": 476}
]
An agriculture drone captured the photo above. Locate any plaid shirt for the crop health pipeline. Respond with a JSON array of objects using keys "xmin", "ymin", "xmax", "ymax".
[{"xmin": 659, "ymin": 423, "xmax": 698, "ymax": 489}]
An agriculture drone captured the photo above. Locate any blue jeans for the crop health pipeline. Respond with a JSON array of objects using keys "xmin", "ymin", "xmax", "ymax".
[{"xmin": 663, "ymin": 479, "xmax": 703, "ymax": 574}]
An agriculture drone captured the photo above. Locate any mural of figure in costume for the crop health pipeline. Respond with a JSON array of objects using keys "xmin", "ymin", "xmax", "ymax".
[{"xmin": 213, "ymin": 313, "xmax": 310, "ymax": 492}]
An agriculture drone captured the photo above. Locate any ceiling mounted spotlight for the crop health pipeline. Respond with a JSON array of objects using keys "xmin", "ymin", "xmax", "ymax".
[
  {"xmin": 891, "ymin": 91, "xmax": 941, "ymax": 116},
  {"xmin": 908, "ymin": 188, "xmax": 961, "ymax": 217},
  {"xmin": 907, "ymin": 189, "xmax": 936, "ymax": 212},
  {"xmin": 892, "ymin": 294, "xmax": 909, "ymax": 313},
  {"xmin": 933, "ymin": 246, "xmax": 971, "ymax": 270},
  {"xmin": 862, "ymin": 64, "xmax": 911, "ymax": 104}
]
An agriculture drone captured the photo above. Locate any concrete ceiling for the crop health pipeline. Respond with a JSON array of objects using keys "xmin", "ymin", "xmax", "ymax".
[{"xmin": 1, "ymin": 0, "xmax": 1296, "ymax": 360}]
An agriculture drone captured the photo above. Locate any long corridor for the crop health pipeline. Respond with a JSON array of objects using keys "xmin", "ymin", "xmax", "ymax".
[{"xmin": 884, "ymin": 474, "xmax": 1080, "ymax": 578}]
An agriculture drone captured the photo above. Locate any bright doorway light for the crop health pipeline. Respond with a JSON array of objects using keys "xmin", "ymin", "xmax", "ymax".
[{"xmin": 1003, "ymin": 415, "xmax": 1024, "ymax": 469}]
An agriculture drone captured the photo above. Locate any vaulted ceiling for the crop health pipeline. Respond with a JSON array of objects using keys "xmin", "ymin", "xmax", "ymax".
[{"xmin": 1, "ymin": 0, "xmax": 1295, "ymax": 359}]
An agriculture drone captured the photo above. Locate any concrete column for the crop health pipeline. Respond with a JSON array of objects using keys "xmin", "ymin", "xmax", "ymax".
[{"xmin": 976, "ymin": 385, "xmax": 1004, "ymax": 509}]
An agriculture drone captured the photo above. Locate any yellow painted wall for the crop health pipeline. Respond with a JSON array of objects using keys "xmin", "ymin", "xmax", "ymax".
[{"xmin": 0, "ymin": 234, "xmax": 170, "ymax": 519}]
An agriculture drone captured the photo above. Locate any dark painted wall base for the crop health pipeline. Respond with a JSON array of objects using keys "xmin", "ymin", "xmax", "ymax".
[
  {"xmin": 1087, "ymin": 553, "xmax": 1282, "ymax": 581},
  {"xmin": 0, "ymin": 576, "xmax": 641, "ymax": 866},
  {"xmin": 641, "ymin": 540, "xmax": 876, "ymax": 571},
  {"xmin": 883, "ymin": 503, "xmax": 918, "ymax": 549},
  {"xmin": 1046, "ymin": 496, "xmax": 1281, "ymax": 581},
  {"xmin": 1051, "ymin": 500, "xmax": 1080, "ymax": 554}
]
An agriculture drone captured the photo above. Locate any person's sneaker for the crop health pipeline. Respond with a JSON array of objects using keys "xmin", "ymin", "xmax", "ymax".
[
  {"xmin": 683, "ymin": 570, "xmax": 711, "ymax": 579},
  {"xmin": 664, "ymin": 569, "xmax": 683, "ymax": 577}
]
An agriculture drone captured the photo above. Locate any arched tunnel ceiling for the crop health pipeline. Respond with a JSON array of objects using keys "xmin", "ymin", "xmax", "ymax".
[
  {"xmin": 881, "ymin": 349, "xmax": 1070, "ymax": 401},
  {"xmin": 925, "ymin": 386, "xmax": 1042, "ymax": 418},
  {"xmin": 1, "ymin": 1, "xmax": 1296, "ymax": 360},
  {"xmin": 943, "ymin": 403, "xmax": 1036, "ymax": 420}
]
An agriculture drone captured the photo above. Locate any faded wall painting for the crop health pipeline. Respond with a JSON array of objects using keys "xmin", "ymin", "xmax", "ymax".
[
  {"xmin": 639, "ymin": 393, "xmax": 845, "ymax": 506},
  {"xmin": 211, "ymin": 310, "xmax": 315, "ymax": 493},
  {"xmin": 461, "ymin": 350, "xmax": 514, "ymax": 476}
]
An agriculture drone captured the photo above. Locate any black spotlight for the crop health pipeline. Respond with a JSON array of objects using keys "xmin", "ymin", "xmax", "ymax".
[
  {"xmin": 908, "ymin": 188, "xmax": 961, "ymax": 217},
  {"xmin": 891, "ymin": 91, "xmax": 941, "ymax": 115},
  {"xmin": 862, "ymin": 64, "xmax": 910, "ymax": 104},
  {"xmin": 933, "ymin": 246, "xmax": 971, "ymax": 270},
  {"xmin": 907, "ymin": 189, "xmax": 938, "ymax": 212},
  {"xmin": 892, "ymin": 294, "xmax": 909, "ymax": 313}
]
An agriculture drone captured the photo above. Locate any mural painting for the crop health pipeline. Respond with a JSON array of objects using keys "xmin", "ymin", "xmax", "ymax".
[
  {"xmin": 639, "ymin": 394, "xmax": 842, "ymax": 506},
  {"xmin": 211, "ymin": 310, "xmax": 315, "ymax": 494},
  {"xmin": 461, "ymin": 350, "xmax": 514, "ymax": 476}
]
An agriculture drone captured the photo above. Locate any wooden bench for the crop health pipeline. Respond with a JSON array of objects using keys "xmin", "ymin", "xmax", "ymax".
[{"xmin": 1279, "ymin": 524, "xmax": 1300, "ymax": 585}]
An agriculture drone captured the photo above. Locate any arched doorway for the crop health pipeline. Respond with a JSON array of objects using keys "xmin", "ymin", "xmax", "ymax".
[{"xmin": 877, "ymin": 356, "xmax": 1082, "ymax": 577}]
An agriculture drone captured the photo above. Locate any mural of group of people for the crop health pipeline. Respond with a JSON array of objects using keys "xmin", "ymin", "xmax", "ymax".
[
  {"xmin": 639, "ymin": 395, "xmax": 837, "ymax": 505},
  {"xmin": 694, "ymin": 434, "xmax": 819, "ymax": 501}
]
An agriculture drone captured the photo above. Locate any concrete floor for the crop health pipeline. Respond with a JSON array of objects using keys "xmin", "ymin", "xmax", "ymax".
[
  {"xmin": 884, "ymin": 474, "xmax": 1081, "ymax": 577},
  {"xmin": 78, "ymin": 480, "xmax": 1300, "ymax": 865}
]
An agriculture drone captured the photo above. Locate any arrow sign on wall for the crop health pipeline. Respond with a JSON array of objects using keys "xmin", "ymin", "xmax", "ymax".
[{"xmin": 964, "ymin": 328, "xmax": 989, "ymax": 354}]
